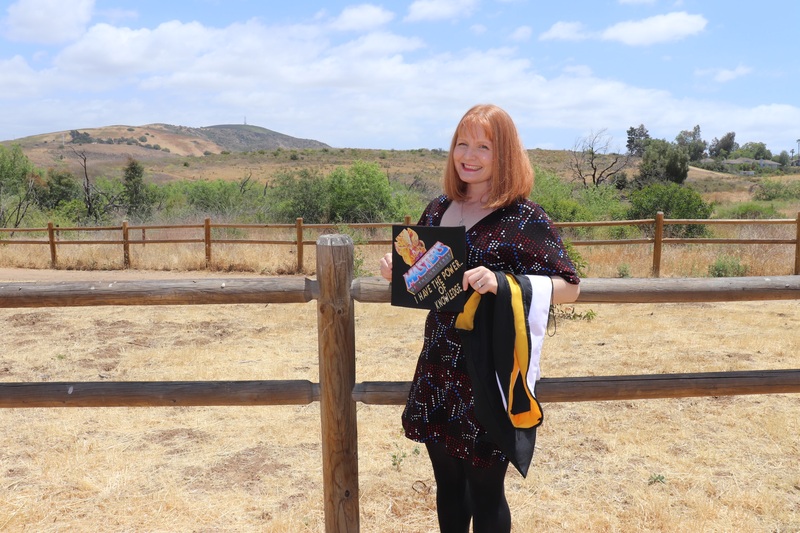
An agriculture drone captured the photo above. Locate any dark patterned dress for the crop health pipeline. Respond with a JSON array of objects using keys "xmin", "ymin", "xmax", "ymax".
[{"xmin": 401, "ymin": 195, "xmax": 580, "ymax": 467}]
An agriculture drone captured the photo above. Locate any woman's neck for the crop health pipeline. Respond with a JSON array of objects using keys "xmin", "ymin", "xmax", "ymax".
[{"xmin": 463, "ymin": 184, "xmax": 490, "ymax": 205}]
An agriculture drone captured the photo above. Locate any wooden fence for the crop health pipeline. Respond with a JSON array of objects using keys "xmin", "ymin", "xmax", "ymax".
[
  {"xmin": 1, "ymin": 235, "xmax": 799, "ymax": 531},
  {"xmin": 1, "ymin": 211, "xmax": 798, "ymax": 275}
]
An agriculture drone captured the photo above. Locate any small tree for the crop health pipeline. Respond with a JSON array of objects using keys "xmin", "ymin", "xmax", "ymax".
[
  {"xmin": 626, "ymin": 124, "xmax": 650, "ymax": 157},
  {"xmin": 709, "ymin": 132, "xmax": 737, "ymax": 159},
  {"xmin": 122, "ymin": 157, "xmax": 153, "ymax": 221},
  {"xmin": 635, "ymin": 139, "xmax": 689, "ymax": 186},
  {"xmin": 0, "ymin": 144, "xmax": 38, "ymax": 229},
  {"xmin": 37, "ymin": 168, "xmax": 82, "ymax": 210},
  {"xmin": 674, "ymin": 125, "xmax": 707, "ymax": 162},
  {"xmin": 70, "ymin": 147, "xmax": 124, "ymax": 222},
  {"xmin": 776, "ymin": 151, "xmax": 790, "ymax": 168},
  {"xmin": 734, "ymin": 142, "xmax": 771, "ymax": 161},
  {"xmin": 567, "ymin": 129, "xmax": 630, "ymax": 188}
]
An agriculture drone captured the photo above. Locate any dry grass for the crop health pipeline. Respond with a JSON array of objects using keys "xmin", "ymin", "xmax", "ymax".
[
  {"xmin": 580, "ymin": 241, "xmax": 796, "ymax": 279},
  {"xmin": 0, "ymin": 225, "xmax": 397, "ymax": 277},
  {"xmin": 1, "ymin": 261, "xmax": 799, "ymax": 531}
]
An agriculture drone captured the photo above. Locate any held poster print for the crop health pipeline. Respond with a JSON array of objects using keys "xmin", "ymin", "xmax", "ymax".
[{"xmin": 391, "ymin": 225, "xmax": 466, "ymax": 312}]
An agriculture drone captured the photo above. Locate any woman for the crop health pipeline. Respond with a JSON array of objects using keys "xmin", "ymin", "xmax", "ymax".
[{"xmin": 379, "ymin": 104, "xmax": 580, "ymax": 532}]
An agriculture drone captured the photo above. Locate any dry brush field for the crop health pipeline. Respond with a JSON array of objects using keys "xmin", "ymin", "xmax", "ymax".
[
  {"xmin": 0, "ymin": 264, "xmax": 798, "ymax": 532},
  {"xmin": 5, "ymin": 125, "xmax": 799, "ymax": 530}
]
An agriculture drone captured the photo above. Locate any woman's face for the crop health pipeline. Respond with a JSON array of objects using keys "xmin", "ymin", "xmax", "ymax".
[{"xmin": 452, "ymin": 125, "xmax": 494, "ymax": 190}]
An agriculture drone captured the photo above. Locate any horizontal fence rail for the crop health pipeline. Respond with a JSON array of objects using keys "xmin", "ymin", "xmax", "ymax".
[
  {"xmin": 0, "ymin": 380, "xmax": 319, "ymax": 408},
  {"xmin": 0, "ymin": 277, "xmax": 316, "ymax": 307},
  {"xmin": 1, "ymin": 212, "xmax": 798, "ymax": 275},
  {"xmin": 4, "ymin": 371, "xmax": 799, "ymax": 409},
  {"xmin": 352, "ymin": 370, "xmax": 800, "ymax": 405},
  {"xmin": 3, "ymin": 275, "xmax": 798, "ymax": 309}
]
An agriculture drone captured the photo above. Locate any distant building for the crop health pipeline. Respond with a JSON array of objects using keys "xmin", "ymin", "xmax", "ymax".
[{"xmin": 722, "ymin": 157, "xmax": 781, "ymax": 170}]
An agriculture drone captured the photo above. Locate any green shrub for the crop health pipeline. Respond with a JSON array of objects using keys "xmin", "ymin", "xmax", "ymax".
[
  {"xmin": 266, "ymin": 161, "xmax": 415, "ymax": 224},
  {"xmin": 753, "ymin": 179, "xmax": 800, "ymax": 201},
  {"xmin": 561, "ymin": 240, "xmax": 587, "ymax": 279},
  {"xmin": 708, "ymin": 255, "xmax": 747, "ymax": 277},
  {"xmin": 267, "ymin": 169, "xmax": 329, "ymax": 223},
  {"xmin": 185, "ymin": 179, "xmax": 244, "ymax": 216},
  {"xmin": 532, "ymin": 169, "xmax": 582, "ymax": 220},
  {"xmin": 576, "ymin": 184, "xmax": 627, "ymax": 222},
  {"xmin": 628, "ymin": 182, "xmax": 712, "ymax": 238},
  {"xmin": 327, "ymin": 161, "xmax": 397, "ymax": 223},
  {"xmin": 532, "ymin": 170, "xmax": 589, "ymax": 242},
  {"xmin": 36, "ymin": 168, "xmax": 81, "ymax": 210},
  {"xmin": 714, "ymin": 202, "xmax": 782, "ymax": 219},
  {"xmin": 609, "ymin": 224, "xmax": 642, "ymax": 239}
]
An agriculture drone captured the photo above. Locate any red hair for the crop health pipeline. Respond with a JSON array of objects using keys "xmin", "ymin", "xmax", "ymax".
[{"xmin": 443, "ymin": 104, "xmax": 534, "ymax": 208}]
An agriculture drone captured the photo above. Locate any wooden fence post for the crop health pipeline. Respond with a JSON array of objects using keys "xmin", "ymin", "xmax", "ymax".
[
  {"xmin": 296, "ymin": 218, "xmax": 304, "ymax": 273},
  {"xmin": 316, "ymin": 234, "xmax": 360, "ymax": 532},
  {"xmin": 47, "ymin": 222, "xmax": 57, "ymax": 268},
  {"xmin": 204, "ymin": 218, "xmax": 212, "ymax": 268},
  {"xmin": 652, "ymin": 212, "xmax": 664, "ymax": 278},
  {"xmin": 794, "ymin": 211, "xmax": 799, "ymax": 275},
  {"xmin": 122, "ymin": 221, "xmax": 130, "ymax": 269}
]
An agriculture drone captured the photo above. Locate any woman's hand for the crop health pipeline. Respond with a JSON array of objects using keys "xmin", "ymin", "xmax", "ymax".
[
  {"xmin": 463, "ymin": 266, "xmax": 496, "ymax": 294},
  {"xmin": 379, "ymin": 252, "xmax": 392, "ymax": 282}
]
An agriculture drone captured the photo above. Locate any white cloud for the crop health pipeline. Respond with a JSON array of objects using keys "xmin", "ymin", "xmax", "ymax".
[
  {"xmin": 696, "ymin": 64, "xmax": 752, "ymax": 83},
  {"xmin": 2, "ymin": 0, "xmax": 94, "ymax": 44},
  {"xmin": 562, "ymin": 65, "xmax": 593, "ymax": 77},
  {"xmin": 470, "ymin": 24, "xmax": 487, "ymax": 35},
  {"xmin": 0, "ymin": 55, "xmax": 40, "ymax": 98},
  {"xmin": 602, "ymin": 12, "xmax": 706, "ymax": 46},
  {"xmin": 328, "ymin": 32, "xmax": 425, "ymax": 63},
  {"xmin": 96, "ymin": 8, "xmax": 138, "ymax": 25},
  {"xmin": 539, "ymin": 21, "xmax": 591, "ymax": 42},
  {"xmin": 47, "ymin": 16, "xmax": 426, "ymax": 103},
  {"xmin": 329, "ymin": 4, "xmax": 394, "ymax": 32},
  {"xmin": 54, "ymin": 21, "xmax": 220, "ymax": 80},
  {"xmin": 405, "ymin": 0, "xmax": 478, "ymax": 22},
  {"xmin": 0, "ymin": 4, "xmax": 796, "ymax": 152},
  {"xmin": 509, "ymin": 26, "xmax": 532, "ymax": 42}
]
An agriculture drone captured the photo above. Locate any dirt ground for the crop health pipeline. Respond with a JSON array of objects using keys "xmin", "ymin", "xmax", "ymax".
[{"xmin": 1, "ymin": 268, "xmax": 799, "ymax": 532}]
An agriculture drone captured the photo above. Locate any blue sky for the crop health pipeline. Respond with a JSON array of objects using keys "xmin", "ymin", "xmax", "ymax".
[{"xmin": 2, "ymin": 0, "xmax": 798, "ymax": 154}]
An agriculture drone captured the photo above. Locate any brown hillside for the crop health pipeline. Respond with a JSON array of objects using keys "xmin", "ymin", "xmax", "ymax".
[
  {"xmin": 6, "ymin": 126, "xmax": 788, "ymax": 208},
  {"xmin": 5, "ymin": 123, "xmax": 335, "ymax": 183}
]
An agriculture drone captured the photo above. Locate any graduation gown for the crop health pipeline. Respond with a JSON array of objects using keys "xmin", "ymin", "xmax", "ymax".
[{"xmin": 455, "ymin": 272, "xmax": 553, "ymax": 477}]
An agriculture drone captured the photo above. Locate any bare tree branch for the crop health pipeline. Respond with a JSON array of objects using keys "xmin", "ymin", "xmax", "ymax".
[{"xmin": 566, "ymin": 129, "xmax": 631, "ymax": 187}]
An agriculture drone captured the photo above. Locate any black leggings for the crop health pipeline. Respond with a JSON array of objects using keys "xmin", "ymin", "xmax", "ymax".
[{"xmin": 425, "ymin": 442, "xmax": 511, "ymax": 533}]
